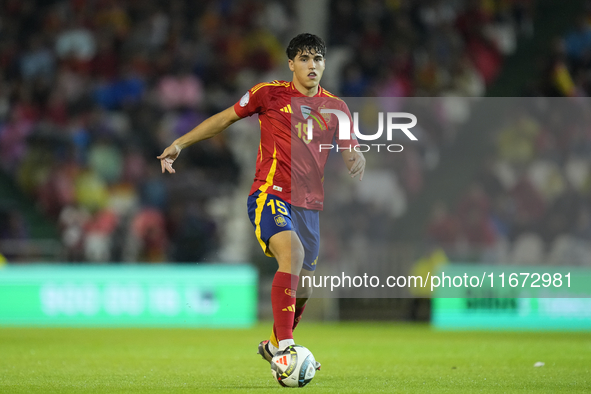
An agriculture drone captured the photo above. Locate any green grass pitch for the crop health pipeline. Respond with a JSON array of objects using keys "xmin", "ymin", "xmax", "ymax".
[{"xmin": 0, "ymin": 322, "xmax": 589, "ymax": 393}]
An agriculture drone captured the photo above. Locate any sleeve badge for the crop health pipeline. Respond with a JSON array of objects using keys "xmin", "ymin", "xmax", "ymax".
[{"xmin": 239, "ymin": 91, "xmax": 250, "ymax": 107}]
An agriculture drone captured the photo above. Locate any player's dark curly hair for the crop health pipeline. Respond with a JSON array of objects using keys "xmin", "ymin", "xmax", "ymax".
[{"xmin": 286, "ymin": 33, "xmax": 326, "ymax": 60}]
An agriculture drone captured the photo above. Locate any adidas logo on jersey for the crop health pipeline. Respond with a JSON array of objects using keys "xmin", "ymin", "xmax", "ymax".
[
  {"xmin": 279, "ymin": 105, "xmax": 293, "ymax": 113},
  {"xmin": 282, "ymin": 304, "xmax": 295, "ymax": 312}
]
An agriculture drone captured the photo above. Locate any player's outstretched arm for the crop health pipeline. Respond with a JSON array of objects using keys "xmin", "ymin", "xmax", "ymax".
[
  {"xmin": 157, "ymin": 106, "xmax": 241, "ymax": 174},
  {"xmin": 341, "ymin": 150, "xmax": 366, "ymax": 181}
]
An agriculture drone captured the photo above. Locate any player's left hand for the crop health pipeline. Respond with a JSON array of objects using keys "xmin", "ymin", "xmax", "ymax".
[
  {"xmin": 348, "ymin": 153, "xmax": 365, "ymax": 180},
  {"xmin": 157, "ymin": 144, "xmax": 182, "ymax": 174}
]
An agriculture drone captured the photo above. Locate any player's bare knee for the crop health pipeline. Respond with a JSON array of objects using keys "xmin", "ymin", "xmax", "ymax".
[
  {"xmin": 291, "ymin": 244, "xmax": 305, "ymax": 266},
  {"xmin": 277, "ymin": 258, "xmax": 301, "ymax": 274},
  {"xmin": 275, "ymin": 249, "xmax": 304, "ymax": 274}
]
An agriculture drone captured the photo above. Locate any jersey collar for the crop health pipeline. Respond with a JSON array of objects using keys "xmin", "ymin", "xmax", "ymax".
[{"xmin": 290, "ymin": 81, "xmax": 323, "ymax": 97}]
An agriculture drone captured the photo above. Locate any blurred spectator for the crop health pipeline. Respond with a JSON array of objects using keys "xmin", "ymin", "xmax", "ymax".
[
  {"xmin": 59, "ymin": 204, "xmax": 90, "ymax": 262},
  {"xmin": 496, "ymin": 111, "xmax": 540, "ymax": 164},
  {"xmin": 74, "ymin": 170, "xmax": 109, "ymax": 213},
  {"xmin": 0, "ymin": 209, "xmax": 29, "ymax": 241},
  {"xmin": 88, "ymin": 138, "xmax": 123, "ymax": 184},
  {"xmin": 84, "ymin": 209, "xmax": 119, "ymax": 262},
  {"xmin": 157, "ymin": 67, "xmax": 203, "ymax": 110},
  {"xmin": 341, "ymin": 64, "xmax": 370, "ymax": 97},
  {"xmin": 169, "ymin": 202, "xmax": 218, "ymax": 263},
  {"xmin": 130, "ymin": 208, "xmax": 168, "ymax": 263},
  {"xmin": 426, "ymin": 201, "xmax": 462, "ymax": 248},
  {"xmin": 20, "ymin": 34, "xmax": 55, "ymax": 82},
  {"xmin": 93, "ymin": 64, "xmax": 145, "ymax": 110},
  {"xmin": 457, "ymin": 183, "xmax": 491, "ymax": 225},
  {"xmin": 91, "ymin": 35, "xmax": 120, "ymax": 81},
  {"xmin": 444, "ymin": 54, "xmax": 486, "ymax": 97},
  {"xmin": 510, "ymin": 175, "xmax": 546, "ymax": 225},
  {"xmin": 563, "ymin": 16, "xmax": 591, "ymax": 62},
  {"xmin": 55, "ymin": 17, "xmax": 96, "ymax": 61}
]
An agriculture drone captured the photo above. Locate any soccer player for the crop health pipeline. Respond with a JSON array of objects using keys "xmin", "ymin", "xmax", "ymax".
[{"xmin": 157, "ymin": 33, "xmax": 365, "ymax": 368}]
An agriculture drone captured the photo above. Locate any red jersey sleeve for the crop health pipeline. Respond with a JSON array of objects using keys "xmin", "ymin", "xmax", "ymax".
[{"xmin": 233, "ymin": 84, "xmax": 267, "ymax": 118}]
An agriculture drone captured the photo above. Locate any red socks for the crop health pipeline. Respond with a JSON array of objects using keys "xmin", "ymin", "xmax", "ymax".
[
  {"xmin": 293, "ymin": 304, "xmax": 306, "ymax": 331},
  {"xmin": 270, "ymin": 303, "xmax": 306, "ymax": 348},
  {"xmin": 270, "ymin": 272, "xmax": 308, "ymax": 345},
  {"xmin": 271, "ymin": 272, "xmax": 299, "ymax": 342}
]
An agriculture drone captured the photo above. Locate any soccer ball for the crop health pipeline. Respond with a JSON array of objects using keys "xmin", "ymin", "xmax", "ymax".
[{"xmin": 271, "ymin": 345, "xmax": 316, "ymax": 387}]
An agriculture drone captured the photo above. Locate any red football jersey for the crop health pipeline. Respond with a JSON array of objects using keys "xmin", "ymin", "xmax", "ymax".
[{"xmin": 233, "ymin": 80, "xmax": 357, "ymax": 210}]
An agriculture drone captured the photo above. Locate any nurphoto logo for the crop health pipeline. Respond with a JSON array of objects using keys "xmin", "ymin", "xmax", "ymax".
[{"xmin": 311, "ymin": 110, "xmax": 418, "ymax": 152}]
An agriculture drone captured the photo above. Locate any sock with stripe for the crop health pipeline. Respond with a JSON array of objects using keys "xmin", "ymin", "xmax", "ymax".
[
  {"xmin": 271, "ymin": 272, "xmax": 299, "ymax": 347},
  {"xmin": 269, "ymin": 325, "xmax": 279, "ymax": 351},
  {"xmin": 270, "ymin": 302, "xmax": 307, "ymax": 351}
]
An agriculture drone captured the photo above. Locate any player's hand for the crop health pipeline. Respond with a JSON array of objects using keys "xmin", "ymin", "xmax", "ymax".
[
  {"xmin": 349, "ymin": 153, "xmax": 365, "ymax": 181},
  {"xmin": 157, "ymin": 144, "xmax": 182, "ymax": 174}
]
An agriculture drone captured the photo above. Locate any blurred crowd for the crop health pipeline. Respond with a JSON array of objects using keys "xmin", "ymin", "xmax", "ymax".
[
  {"xmin": 424, "ymin": 5, "xmax": 591, "ymax": 267},
  {"xmin": 0, "ymin": 0, "xmax": 289, "ymax": 262},
  {"xmin": 333, "ymin": 0, "xmax": 534, "ymax": 97},
  {"xmin": 536, "ymin": 1, "xmax": 591, "ymax": 97},
  {"xmin": 320, "ymin": 0, "xmax": 534, "ymax": 268},
  {"xmin": 0, "ymin": 0, "xmax": 535, "ymax": 263},
  {"xmin": 427, "ymin": 98, "xmax": 591, "ymax": 266}
]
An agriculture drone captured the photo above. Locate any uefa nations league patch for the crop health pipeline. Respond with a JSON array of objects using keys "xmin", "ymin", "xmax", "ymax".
[{"xmin": 240, "ymin": 91, "xmax": 250, "ymax": 107}]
